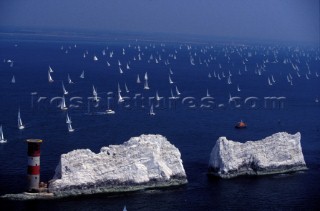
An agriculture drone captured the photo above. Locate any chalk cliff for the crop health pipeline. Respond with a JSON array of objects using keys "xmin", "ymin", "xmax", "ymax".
[
  {"xmin": 49, "ymin": 134, "xmax": 187, "ymax": 196},
  {"xmin": 208, "ymin": 132, "xmax": 307, "ymax": 178}
]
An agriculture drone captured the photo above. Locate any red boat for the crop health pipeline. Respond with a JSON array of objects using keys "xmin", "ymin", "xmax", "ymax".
[{"xmin": 235, "ymin": 120, "xmax": 247, "ymax": 129}]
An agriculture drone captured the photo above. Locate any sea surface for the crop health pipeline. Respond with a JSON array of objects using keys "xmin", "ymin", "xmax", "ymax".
[{"xmin": 0, "ymin": 34, "xmax": 319, "ymax": 210}]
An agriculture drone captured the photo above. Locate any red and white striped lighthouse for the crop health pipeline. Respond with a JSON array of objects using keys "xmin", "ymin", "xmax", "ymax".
[{"xmin": 27, "ymin": 139, "xmax": 42, "ymax": 192}]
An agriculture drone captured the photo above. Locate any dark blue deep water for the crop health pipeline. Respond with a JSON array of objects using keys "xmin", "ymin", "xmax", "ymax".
[{"xmin": 0, "ymin": 35, "xmax": 320, "ymax": 210}]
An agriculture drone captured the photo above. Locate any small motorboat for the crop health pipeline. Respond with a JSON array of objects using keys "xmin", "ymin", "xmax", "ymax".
[{"xmin": 235, "ymin": 120, "xmax": 247, "ymax": 129}]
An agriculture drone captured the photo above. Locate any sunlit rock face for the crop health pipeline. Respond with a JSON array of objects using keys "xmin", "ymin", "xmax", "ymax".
[
  {"xmin": 208, "ymin": 132, "xmax": 307, "ymax": 178},
  {"xmin": 49, "ymin": 134, "xmax": 187, "ymax": 197}
]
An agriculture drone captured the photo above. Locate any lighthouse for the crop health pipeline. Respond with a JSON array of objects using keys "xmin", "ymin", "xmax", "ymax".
[{"xmin": 27, "ymin": 139, "xmax": 42, "ymax": 192}]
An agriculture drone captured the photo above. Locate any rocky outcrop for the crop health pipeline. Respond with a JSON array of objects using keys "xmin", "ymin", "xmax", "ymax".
[
  {"xmin": 1, "ymin": 192, "xmax": 54, "ymax": 200},
  {"xmin": 208, "ymin": 132, "xmax": 307, "ymax": 178},
  {"xmin": 49, "ymin": 134, "xmax": 187, "ymax": 197}
]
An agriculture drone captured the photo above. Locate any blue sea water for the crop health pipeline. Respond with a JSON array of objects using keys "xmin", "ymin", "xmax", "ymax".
[{"xmin": 0, "ymin": 34, "xmax": 320, "ymax": 210}]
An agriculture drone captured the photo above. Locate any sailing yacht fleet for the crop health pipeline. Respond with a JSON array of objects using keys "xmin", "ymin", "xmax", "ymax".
[{"xmin": 2, "ymin": 40, "xmax": 319, "ymax": 141}]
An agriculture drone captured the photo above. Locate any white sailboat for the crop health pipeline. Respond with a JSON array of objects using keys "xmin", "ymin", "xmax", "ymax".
[
  {"xmin": 11, "ymin": 75, "xmax": 15, "ymax": 83},
  {"xmin": 227, "ymin": 76, "xmax": 232, "ymax": 84},
  {"xmin": 67, "ymin": 123, "xmax": 74, "ymax": 132},
  {"xmin": 237, "ymin": 85, "xmax": 241, "ymax": 92},
  {"xmin": 156, "ymin": 91, "xmax": 161, "ymax": 101},
  {"xmin": 92, "ymin": 85, "xmax": 99, "ymax": 102},
  {"xmin": 149, "ymin": 104, "xmax": 155, "ymax": 115},
  {"xmin": 296, "ymin": 71, "xmax": 301, "ymax": 77},
  {"xmin": 119, "ymin": 67, "xmax": 123, "ymax": 74},
  {"xmin": 125, "ymin": 83, "xmax": 130, "ymax": 93},
  {"xmin": 206, "ymin": 89, "xmax": 210, "ymax": 97},
  {"xmin": 169, "ymin": 75, "xmax": 174, "ymax": 84},
  {"xmin": 80, "ymin": 70, "xmax": 85, "ymax": 79},
  {"xmin": 49, "ymin": 66, "xmax": 54, "ymax": 73},
  {"xmin": 66, "ymin": 112, "xmax": 72, "ymax": 124},
  {"xmin": 268, "ymin": 77, "xmax": 273, "ymax": 86},
  {"xmin": 18, "ymin": 109, "xmax": 25, "ymax": 130},
  {"xmin": 62, "ymin": 82, "xmax": 68, "ymax": 95},
  {"xmin": 144, "ymin": 72, "xmax": 148, "ymax": 80},
  {"xmin": 68, "ymin": 74, "xmax": 74, "ymax": 84},
  {"xmin": 93, "ymin": 55, "xmax": 98, "ymax": 61},
  {"xmin": 106, "ymin": 100, "xmax": 115, "ymax": 114},
  {"xmin": 118, "ymin": 83, "xmax": 122, "ymax": 93},
  {"xmin": 118, "ymin": 91, "xmax": 124, "ymax": 103},
  {"xmin": 60, "ymin": 96, "xmax": 68, "ymax": 110},
  {"xmin": 228, "ymin": 93, "xmax": 233, "ymax": 103},
  {"xmin": 170, "ymin": 89, "xmax": 177, "ymax": 99},
  {"xmin": 137, "ymin": 74, "xmax": 141, "ymax": 83},
  {"xmin": 48, "ymin": 71, "xmax": 54, "ymax": 83},
  {"xmin": 175, "ymin": 86, "xmax": 181, "ymax": 95},
  {"xmin": 0, "ymin": 125, "xmax": 7, "ymax": 143},
  {"xmin": 144, "ymin": 79, "xmax": 150, "ymax": 90}
]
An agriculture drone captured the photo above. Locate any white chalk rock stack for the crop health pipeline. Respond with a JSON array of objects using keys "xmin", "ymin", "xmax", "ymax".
[
  {"xmin": 49, "ymin": 134, "xmax": 187, "ymax": 197},
  {"xmin": 208, "ymin": 132, "xmax": 307, "ymax": 178}
]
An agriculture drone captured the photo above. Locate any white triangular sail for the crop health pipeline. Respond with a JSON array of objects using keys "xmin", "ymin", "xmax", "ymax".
[
  {"xmin": 118, "ymin": 91, "xmax": 124, "ymax": 103},
  {"xmin": 18, "ymin": 109, "xmax": 25, "ymax": 130},
  {"xmin": 48, "ymin": 71, "xmax": 54, "ymax": 83},
  {"xmin": 175, "ymin": 86, "xmax": 181, "ymax": 95},
  {"xmin": 169, "ymin": 75, "xmax": 174, "ymax": 84},
  {"xmin": 0, "ymin": 125, "xmax": 7, "ymax": 143},
  {"xmin": 67, "ymin": 123, "xmax": 74, "ymax": 132},
  {"xmin": 268, "ymin": 77, "xmax": 273, "ymax": 86},
  {"xmin": 68, "ymin": 74, "xmax": 73, "ymax": 84},
  {"xmin": 125, "ymin": 83, "xmax": 129, "ymax": 93},
  {"xmin": 227, "ymin": 76, "xmax": 232, "ymax": 84},
  {"xmin": 11, "ymin": 75, "xmax": 16, "ymax": 83},
  {"xmin": 92, "ymin": 85, "xmax": 99, "ymax": 102},
  {"xmin": 60, "ymin": 96, "xmax": 68, "ymax": 110},
  {"xmin": 149, "ymin": 104, "xmax": 155, "ymax": 115},
  {"xmin": 66, "ymin": 112, "xmax": 72, "ymax": 124},
  {"xmin": 80, "ymin": 70, "xmax": 85, "ymax": 79},
  {"xmin": 144, "ymin": 79, "xmax": 150, "ymax": 90},
  {"xmin": 62, "ymin": 82, "xmax": 68, "ymax": 95},
  {"xmin": 137, "ymin": 75, "xmax": 141, "ymax": 83},
  {"xmin": 156, "ymin": 91, "xmax": 161, "ymax": 101},
  {"xmin": 144, "ymin": 72, "xmax": 148, "ymax": 80}
]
